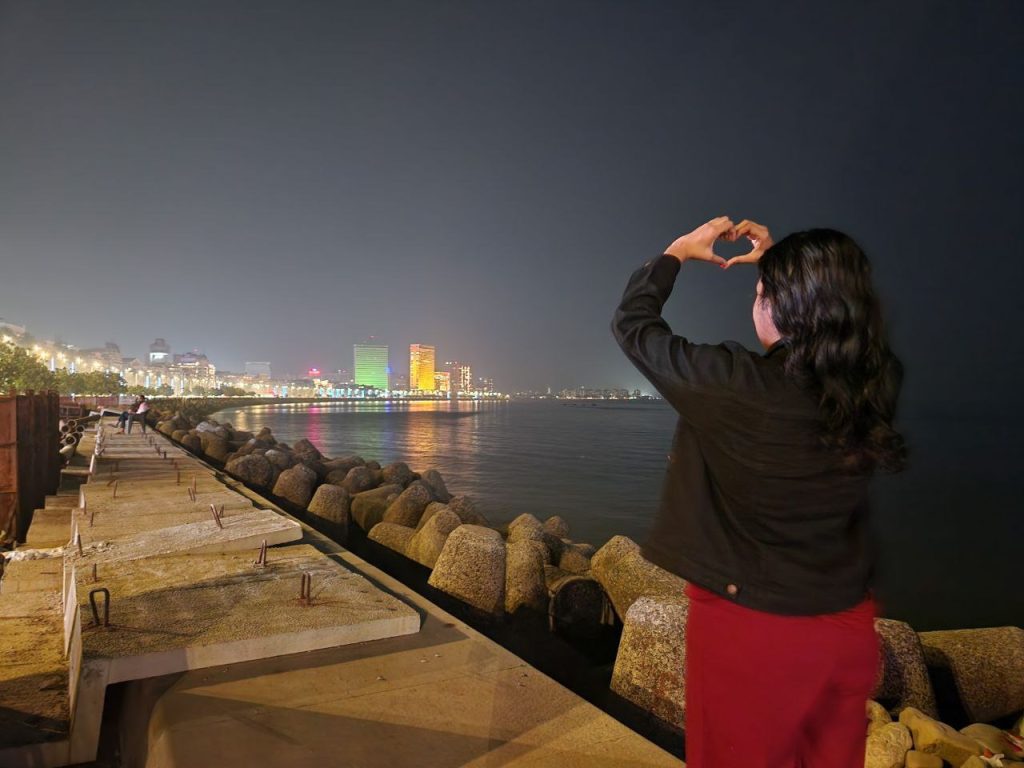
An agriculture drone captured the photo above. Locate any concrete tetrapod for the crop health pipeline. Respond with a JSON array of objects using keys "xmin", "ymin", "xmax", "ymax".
[
  {"xmin": 306, "ymin": 484, "xmax": 351, "ymax": 540},
  {"xmin": 505, "ymin": 540, "xmax": 548, "ymax": 615},
  {"xmin": 610, "ymin": 595, "xmax": 688, "ymax": 729},
  {"xmin": 591, "ymin": 542, "xmax": 686, "ymax": 622},
  {"xmin": 919, "ymin": 626, "xmax": 1024, "ymax": 723},
  {"xmin": 406, "ymin": 507, "xmax": 461, "ymax": 569},
  {"xmin": 428, "ymin": 525, "xmax": 506, "ymax": 615},
  {"xmin": 874, "ymin": 619, "xmax": 939, "ymax": 717},
  {"xmin": 350, "ymin": 484, "xmax": 403, "ymax": 531}
]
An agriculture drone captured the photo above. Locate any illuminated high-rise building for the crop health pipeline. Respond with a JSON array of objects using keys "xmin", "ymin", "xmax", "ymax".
[
  {"xmin": 354, "ymin": 343, "xmax": 389, "ymax": 391},
  {"xmin": 444, "ymin": 360, "xmax": 473, "ymax": 393},
  {"xmin": 434, "ymin": 371, "xmax": 451, "ymax": 393},
  {"xmin": 409, "ymin": 344, "xmax": 436, "ymax": 391}
]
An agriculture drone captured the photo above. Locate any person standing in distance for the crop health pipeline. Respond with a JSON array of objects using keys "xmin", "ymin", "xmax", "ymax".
[{"xmin": 612, "ymin": 216, "xmax": 906, "ymax": 767}]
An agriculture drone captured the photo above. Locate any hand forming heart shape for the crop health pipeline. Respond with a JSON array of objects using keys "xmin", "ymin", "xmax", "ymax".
[{"xmin": 664, "ymin": 216, "xmax": 773, "ymax": 268}]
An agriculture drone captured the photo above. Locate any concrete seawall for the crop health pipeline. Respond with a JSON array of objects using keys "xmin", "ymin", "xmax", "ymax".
[{"xmin": 1, "ymin": 414, "xmax": 683, "ymax": 767}]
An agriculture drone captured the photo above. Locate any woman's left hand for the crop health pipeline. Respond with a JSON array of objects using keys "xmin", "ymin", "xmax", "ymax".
[
  {"xmin": 664, "ymin": 217, "xmax": 736, "ymax": 265},
  {"xmin": 721, "ymin": 219, "xmax": 773, "ymax": 269}
]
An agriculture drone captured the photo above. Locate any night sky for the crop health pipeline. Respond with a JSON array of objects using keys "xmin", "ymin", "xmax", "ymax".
[{"xmin": 2, "ymin": 3, "xmax": 1022, "ymax": 622}]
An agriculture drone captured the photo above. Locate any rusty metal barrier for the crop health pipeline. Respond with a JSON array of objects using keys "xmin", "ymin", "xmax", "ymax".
[{"xmin": 0, "ymin": 391, "xmax": 61, "ymax": 545}]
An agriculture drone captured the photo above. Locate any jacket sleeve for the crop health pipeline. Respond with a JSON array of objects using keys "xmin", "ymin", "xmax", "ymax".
[{"xmin": 611, "ymin": 254, "xmax": 743, "ymax": 418}]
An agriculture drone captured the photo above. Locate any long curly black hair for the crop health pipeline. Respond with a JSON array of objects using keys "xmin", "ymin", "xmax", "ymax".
[{"xmin": 758, "ymin": 228, "xmax": 907, "ymax": 473}]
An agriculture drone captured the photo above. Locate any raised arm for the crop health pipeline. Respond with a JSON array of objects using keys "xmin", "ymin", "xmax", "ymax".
[{"xmin": 611, "ymin": 217, "xmax": 759, "ymax": 418}]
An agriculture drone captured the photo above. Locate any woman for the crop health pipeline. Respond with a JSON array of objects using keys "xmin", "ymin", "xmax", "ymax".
[{"xmin": 612, "ymin": 216, "xmax": 905, "ymax": 767}]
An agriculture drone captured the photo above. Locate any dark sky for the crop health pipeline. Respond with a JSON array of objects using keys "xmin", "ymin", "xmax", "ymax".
[{"xmin": 1, "ymin": 1, "xmax": 1018, "ymax": 394}]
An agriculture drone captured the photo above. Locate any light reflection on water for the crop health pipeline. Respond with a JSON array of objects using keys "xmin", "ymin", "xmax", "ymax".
[
  {"xmin": 211, "ymin": 399, "xmax": 1021, "ymax": 630},
  {"xmin": 215, "ymin": 399, "xmax": 673, "ymax": 547}
]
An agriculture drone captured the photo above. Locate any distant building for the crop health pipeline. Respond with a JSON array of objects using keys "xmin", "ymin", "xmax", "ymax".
[
  {"xmin": 434, "ymin": 371, "xmax": 451, "ymax": 393},
  {"xmin": 149, "ymin": 338, "xmax": 171, "ymax": 366},
  {"xmin": 245, "ymin": 361, "xmax": 272, "ymax": 379},
  {"xmin": 409, "ymin": 344, "xmax": 436, "ymax": 392},
  {"xmin": 392, "ymin": 373, "xmax": 409, "ymax": 391},
  {"xmin": 354, "ymin": 343, "xmax": 389, "ymax": 391},
  {"xmin": 172, "ymin": 351, "xmax": 217, "ymax": 392},
  {"xmin": 477, "ymin": 376, "xmax": 494, "ymax": 394},
  {"xmin": 444, "ymin": 360, "xmax": 473, "ymax": 394}
]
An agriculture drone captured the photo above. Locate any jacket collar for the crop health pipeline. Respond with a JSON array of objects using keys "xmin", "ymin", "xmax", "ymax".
[{"xmin": 764, "ymin": 339, "xmax": 788, "ymax": 358}]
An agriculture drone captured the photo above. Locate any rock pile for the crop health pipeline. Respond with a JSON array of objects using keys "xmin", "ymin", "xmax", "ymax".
[{"xmin": 154, "ymin": 405, "xmax": 1024, "ymax": 761}]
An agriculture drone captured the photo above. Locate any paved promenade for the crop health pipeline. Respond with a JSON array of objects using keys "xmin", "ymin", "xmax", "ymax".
[{"xmin": 0, "ymin": 417, "xmax": 683, "ymax": 767}]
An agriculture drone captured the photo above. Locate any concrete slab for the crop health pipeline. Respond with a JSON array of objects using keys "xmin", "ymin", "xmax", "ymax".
[
  {"xmin": 139, "ymin": 548, "xmax": 683, "ymax": 768},
  {"xmin": 69, "ymin": 508, "xmax": 303, "ymax": 565},
  {"xmin": 0, "ymin": 557, "xmax": 63, "ymax": 594},
  {"xmin": 0, "ymin": 562, "xmax": 69, "ymax": 753},
  {"xmin": 24, "ymin": 507, "xmax": 75, "ymax": 549},
  {"xmin": 73, "ymin": 544, "xmax": 419, "ymax": 684}
]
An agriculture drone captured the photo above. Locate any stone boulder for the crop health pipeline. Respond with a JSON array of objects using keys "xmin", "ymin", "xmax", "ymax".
[
  {"xmin": 365, "ymin": 460, "xmax": 381, "ymax": 470},
  {"xmin": 865, "ymin": 722, "xmax": 913, "ymax": 768},
  {"xmin": 558, "ymin": 543, "xmax": 592, "ymax": 574},
  {"xmin": 382, "ymin": 481, "xmax": 433, "ymax": 528},
  {"xmin": 381, "ymin": 461, "xmax": 416, "ymax": 488},
  {"xmin": 522, "ymin": 538, "xmax": 552, "ymax": 566},
  {"xmin": 873, "ymin": 619, "xmax": 939, "ymax": 717},
  {"xmin": 427, "ymin": 525, "xmax": 506, "ymax": 615},
  {"xmin": 406, "ymin": 507, "xmax": 461, "ymax": 569},
  {"xmin": 195, "ymin": 420, "xmax": 220, "ymax": 434},
  {"xmin": 339, "ymin": 466, "xmax": 380, "ymax": 495},
  {"xmin": 505, "ymin": 540, "xmax": 548, "ymax": 614},
  {"xmin": 506, "ymin": 513, "xmax": 544, "ymax": 544},
  {"xmin": 416, "ymin": 501, "xmax": 450, "ymax": 531},
  {"xmin": 867, "ymin": 699, "xmax": 893, "ymax": 736},
  {"xmin": 171, "ymin": 429, "xmax": 188, "ymax": 442},
  {"xmin": 306, "ymin": 485, "xmax": 351, "ymax": 539},
  {"xmin": 542, "ymin": 515, "xmax": 569, "ymax": 538},
  {"xmin": 254, "ymin": 427, "xmax": 276, "ymax": 446},
  {"xmin": 322, "ymin": 455, "xmax": 365, "ymax": 477},
  {"xmin": 350, "ymin": 484, "xmax": 403, "ymax": 531},
  {"xmin": 198, "ymin": 431, "xmax": 231, "ymax": 463},
  {"xmin": 610, "ymin": 595, "xmax": 688, "ymax": 727},
  {"xmin": 904, "ymin": 752, "xmax": 943, "ymax": 768},
  {"xmin": 231, "ymin": 439, "xmax": 257, "ymax": 457},
  {"xmin": 225, "ymin": 453, "xmax": 275, "ymax": 489},
  {"xmin": 448, "ymin": 496, "xmax": 489, "ymax": 527},
  {"xmin": 898, "ymin": 707, "xmax": 983, "ymax": 767},
  {"xmin": 272, "ymin": 464, "xmax": 318, "ymax": 508},
  {"xmin": 180, "ymin": 432, "xmax": 201, "ymax": 454},
  {"xmin": 264, "ymin": 449, "xmax": 296, "ymax": 472},
  {"xmin": 960, "ymin": 723, "xmax": 1024, "ymax": 761},
  {"xmin": 919, "ymin": 627, "xmax": 1024, "ymax": 723},
  {"xmin": 591, "ymin": 541, "xmax": 686, "ymax": 621},
  {"xmin": 961, "ymin": 758, "xmax": 1024, "ymax": 768},
  {"xmin": 368, "ymin": 522, "xmax": 415, "ymax": 555},
  {"xmin": 292, "ymin": 438, "xmax": 322, "ymax": 462},
  {"xmin": 591, "ymin": 535, "xmax": 639, "ymax": 576},
  {"xmin": 418, "ymin": 469, "xmax": 452, "ymax": 503}
]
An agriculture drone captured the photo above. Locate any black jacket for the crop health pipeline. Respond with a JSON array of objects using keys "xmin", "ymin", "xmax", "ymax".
[{"xmin": 612, "ymin": 254, "xmax": 874, "ymax": 615}]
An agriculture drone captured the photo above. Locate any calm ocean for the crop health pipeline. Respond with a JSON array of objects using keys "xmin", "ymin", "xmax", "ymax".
[{"xmin": 213, "ymin": 400, "xmax": 1019, "ymax": 632}]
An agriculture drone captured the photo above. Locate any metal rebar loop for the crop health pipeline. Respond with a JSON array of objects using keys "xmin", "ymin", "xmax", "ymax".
[{"xmin": 89, "ymin": 587, "xmax": 110, "ymax": 627}]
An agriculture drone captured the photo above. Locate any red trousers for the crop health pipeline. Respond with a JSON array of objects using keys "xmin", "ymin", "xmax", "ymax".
[{"xmin": 684, "ymin": 582, "xmax": 879, "ymax": 768}]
